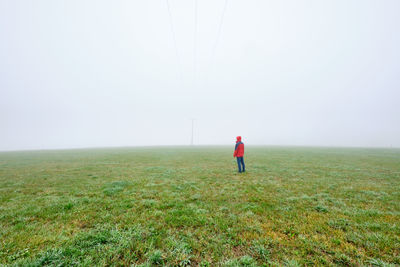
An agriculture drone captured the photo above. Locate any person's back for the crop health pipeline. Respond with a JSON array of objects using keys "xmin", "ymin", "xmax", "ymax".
[{"xmin": 233, "ymin": 136, "xmax": 245, "ymax": 173}]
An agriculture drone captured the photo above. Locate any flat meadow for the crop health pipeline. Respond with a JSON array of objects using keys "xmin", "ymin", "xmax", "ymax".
[{"xmin": 0, "ymin": 146, "xmax": 399, "ymax": 266}]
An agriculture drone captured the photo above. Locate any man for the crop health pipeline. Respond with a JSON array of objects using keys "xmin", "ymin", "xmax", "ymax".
[{"xmin": 233, "ymin": 136, "xmax": 245, "ymax": 173}]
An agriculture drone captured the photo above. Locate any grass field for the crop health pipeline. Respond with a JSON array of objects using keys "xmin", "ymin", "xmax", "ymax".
[{"xmin": 0, "ymin": 146, "xmax": 399, "ymax": 266}]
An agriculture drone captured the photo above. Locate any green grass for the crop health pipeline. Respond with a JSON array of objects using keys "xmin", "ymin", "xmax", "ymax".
[{"xmin": 0, "ymin": 146, "xmax": 399, "ymax": 266}]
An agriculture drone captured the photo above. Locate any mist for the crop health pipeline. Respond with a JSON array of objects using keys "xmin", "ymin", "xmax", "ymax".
[{"xmin": 1, "ymin": 0, "xmax": 399, "ymax": 151}]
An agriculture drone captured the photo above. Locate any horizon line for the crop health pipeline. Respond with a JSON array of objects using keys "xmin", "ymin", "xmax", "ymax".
[{"xmin": 0, "ymin": 144, "xmax": 399, "ymax": 153}]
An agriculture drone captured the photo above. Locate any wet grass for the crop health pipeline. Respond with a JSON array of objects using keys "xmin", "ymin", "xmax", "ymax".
[{"xmin": 0, "ymin": 146, "xmax": 399, "ymax": 266}]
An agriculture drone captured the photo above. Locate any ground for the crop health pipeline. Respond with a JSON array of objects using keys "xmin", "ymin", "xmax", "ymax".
[{"xmin": 0, "ymin": 146, "xmax": 399, "ymax": 266}]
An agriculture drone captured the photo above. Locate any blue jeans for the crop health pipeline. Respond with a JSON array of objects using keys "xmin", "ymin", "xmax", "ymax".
[{"xmin": 236, "ymin": 157, "xmax": 245, "ymax": 172}]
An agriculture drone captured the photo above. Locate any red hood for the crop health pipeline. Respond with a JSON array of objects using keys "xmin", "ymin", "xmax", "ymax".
[{"xmin": 236, "ymin": 136, "xmax": 242, "ymax": 143}]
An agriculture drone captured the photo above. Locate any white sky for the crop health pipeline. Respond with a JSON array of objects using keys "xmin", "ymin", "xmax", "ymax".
[{"xmin": 1, "ymin": 0, "xmax": 399, "ymax": 150}]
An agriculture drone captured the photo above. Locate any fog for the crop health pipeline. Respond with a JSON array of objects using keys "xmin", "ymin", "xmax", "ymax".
[{"xmin": 1, "ymin": 0, "xmax": 399, "ymax": 151}]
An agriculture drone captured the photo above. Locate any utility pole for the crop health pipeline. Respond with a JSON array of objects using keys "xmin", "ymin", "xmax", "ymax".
[{"xmin": 191, "ymin": 118, "xmax": 195, "ymax": 145}]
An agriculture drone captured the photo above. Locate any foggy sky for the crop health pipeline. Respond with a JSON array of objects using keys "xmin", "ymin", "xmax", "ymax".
[{"xmin": 1, "ymin": 0, "xmax": 400, "ymax": 151}]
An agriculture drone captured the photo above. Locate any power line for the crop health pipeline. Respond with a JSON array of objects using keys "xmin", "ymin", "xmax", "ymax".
[
  {"xmin": 166, "ymin": 0, "xmax": 182, "ymax": 81},
  {"xmin": 192, "ymin": 1, "xmax": 198, "ymax": 146},
  {"xmin": 212, "ymin": 0, "xmax": 229, "ymax": 61},
  {"xmin": 193, "ymin": 0, "xmax": 198, "ymax": 87}
]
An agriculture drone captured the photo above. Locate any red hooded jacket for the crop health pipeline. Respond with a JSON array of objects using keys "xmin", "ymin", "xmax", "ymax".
[{"xmin": 233, "ymin": 136, "xmax": 244, "ymax": 157}]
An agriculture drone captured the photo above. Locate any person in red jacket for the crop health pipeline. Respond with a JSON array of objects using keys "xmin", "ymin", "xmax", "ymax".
[{"xmin": 233, "ymin": 136, "xmax": 245, "ymax": 173}]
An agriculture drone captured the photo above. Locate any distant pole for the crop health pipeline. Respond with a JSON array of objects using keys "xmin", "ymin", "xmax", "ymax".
[{"xmin": 191, "ymin": 119, "xmax": 195, "ymax": 145}]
